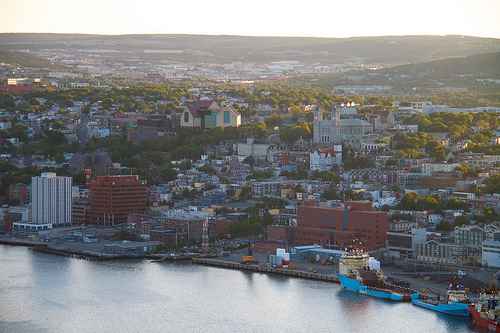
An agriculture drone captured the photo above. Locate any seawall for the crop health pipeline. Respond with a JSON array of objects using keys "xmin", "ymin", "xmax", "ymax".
[{"xmin": 192, "ymin": 257, "xmax": 340, "ymax": 283}]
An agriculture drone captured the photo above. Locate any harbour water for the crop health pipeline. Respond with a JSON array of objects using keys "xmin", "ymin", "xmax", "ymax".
[{"xmin": 0, "ymin": 245, "xmax": 478, "ymax": 333}]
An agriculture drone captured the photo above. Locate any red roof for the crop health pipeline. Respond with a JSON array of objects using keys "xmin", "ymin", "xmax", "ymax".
[
  {"xmin": 317, "ymin": 147, "xmax": 336, "ymax": 154},
  {"xmin": 188, "ymin": 100, "xmax": 221, "ymax": 119},
  {"xmin": 225, "ymin": 105, "xmax": 241, "ymax": 116},
  {"xmin": 372, "ymin": 110, "xmax": 391, "ymax": 117}
]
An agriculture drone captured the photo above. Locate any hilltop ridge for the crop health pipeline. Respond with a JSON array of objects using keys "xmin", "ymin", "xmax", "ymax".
[{"xmin": 1, "ymin": 33, "xmax": 498, "ymax": 64}]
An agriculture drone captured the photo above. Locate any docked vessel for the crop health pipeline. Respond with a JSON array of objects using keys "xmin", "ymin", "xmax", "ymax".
[
  {"xmin": 336, "ymin": 250, "xmax": 419, "ymax": 302},
  {"xmin": 468, "ymin": 290, "xmax": 500, "ymax": 332},
  {"xmin": 412, "ymin": 286, "xmax": 471, "ymax": 317}
]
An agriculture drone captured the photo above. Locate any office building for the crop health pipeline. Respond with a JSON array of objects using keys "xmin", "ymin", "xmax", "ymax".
[
  {"xmin": 295, "ymin": 201, "xmax": 387, "ymax": 250},
  {"xmin": 88, "ymin": 175, "xmax": 147, "ymax": 224},
  {"xmin": 31, "ymin": 172, "xmax": 72, "ymax": 227}
]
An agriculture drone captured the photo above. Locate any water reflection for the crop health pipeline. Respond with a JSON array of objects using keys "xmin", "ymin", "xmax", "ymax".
[{"xmin": 0, "ymin": 245, "xmax": 477, "ymax": 333}]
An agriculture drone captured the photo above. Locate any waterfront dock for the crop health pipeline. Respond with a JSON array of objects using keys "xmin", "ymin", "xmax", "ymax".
[
  {"xmin": 27, "ymin": 244, "xmax": 195, "ymax": 261},
  {"xmin": 192, "ymin": 257, "xmax": 340, "ymax": 283}
]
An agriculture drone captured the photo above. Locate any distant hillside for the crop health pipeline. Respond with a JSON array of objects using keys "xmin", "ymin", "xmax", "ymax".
[
  {"xmin": 0, "ymin": 33, "xmax": 498, "ymax": 64},
  {"xmin": 381, "ymin": 52, "xmax": 500, "ymax": 78},
  {"xmin": 0, "ymin": 49, "xmax": 71, "ymax": 71},
  {"xmin": 294, "ymin": 52, "xmax": 500, "ymax": 93}
]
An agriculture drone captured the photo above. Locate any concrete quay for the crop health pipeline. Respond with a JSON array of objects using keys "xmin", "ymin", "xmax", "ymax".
[
  {"xmin": 195, "ymin": 250, "xmax": 488, "ymax": 299},
  {"xmin": 193, "ymin": 257, "xmax": 340, "ymax": 282}
]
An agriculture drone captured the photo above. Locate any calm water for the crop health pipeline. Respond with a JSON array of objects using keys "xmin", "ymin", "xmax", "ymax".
[{"xmin": 0, "ymin": 245, "xmax": 480, "ymax": 333}]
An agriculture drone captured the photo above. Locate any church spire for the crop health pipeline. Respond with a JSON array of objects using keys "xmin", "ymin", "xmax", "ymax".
[{"xmin": 127, "ymin": 117, "xmax": 136, "ymax": 141}]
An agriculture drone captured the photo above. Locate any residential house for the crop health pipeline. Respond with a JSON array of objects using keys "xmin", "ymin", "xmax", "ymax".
[{"xmin": 309, "ymin": 145, "xmax": 342, "ymax": 171}]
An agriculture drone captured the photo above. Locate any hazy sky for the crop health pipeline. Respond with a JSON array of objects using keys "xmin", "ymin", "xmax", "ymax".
[{"xmin": 1, "ymin": 0, "xmax": 499, "ymax": 38}]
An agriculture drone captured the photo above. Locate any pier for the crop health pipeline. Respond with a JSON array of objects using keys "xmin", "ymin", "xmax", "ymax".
[
  {"xmin": 27, "ymin": 244, "xmax": 197, "ymax": 262},
  {"xmin": 192, "ymin": 257, "xmax": 340, "ymax": 283}
]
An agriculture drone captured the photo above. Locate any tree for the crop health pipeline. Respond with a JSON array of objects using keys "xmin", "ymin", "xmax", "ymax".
[
  {"xmin": 385, "ymin": 159, "xmax": 399, "ymax": 166},
  {"xmin": 262, "ymin": 212, "xmax": 274, "ymax": 226},
  {"xmin": 265, "ymin": 114, "xmax": 283, "ymax": 128},
  {"xmin": 246, "ymin": 170, "xmax": 272, "ymax": 181},
  {"xmin": 68, "ymin": 140, "xmax": 80, "ymax": 153},
  {"xmin": 343, "ymin": 189, "xmax": 362, "ymax": 201},
  {"xmin": 154, "ymin": 243, "xmax": 167, "ymax": 253},
  {"xmin": 101, "ymin": 98, "xmax": 115, "ymax": 109},
  {"xmin": 279, "ymin": 121, "xmax": 311, "ymax": 143},
  {"xmin": 29, "ymin": 98, "xmax": 40, "ymax": 106},
  {"xmin": 243, "ymin": 155, "xmax": 255, "ymax": 167},
  {"xmin": 397, "ymin": 192, "xmax": 419, "ymax": 210},
  {"xmin": 454, "ymin": 215, "xmax": 469, "ymax": 227},
  {"xmin": 17, "ymin": 101, "xmax": 30, "ymax": 111},
  {"xmin": 434, "ymin": 149, "xmax": 446, "ymax": 163},
  {"xmin": 436, "ymin": 221, "xmax": 451, "ymax": 231},
  {"xmin": 196, "ymin": 164, "xmax": 216, "ymax": 174},
  {"xmin": 160, "ymin": 168, "xmax": 178, "ymax": 182},
  {"xmin": 343, "ymin": 156, "xmax": 373, "ymax": 170},
  {"xmin": 323, "ymin": 188, "xmax": 339, "ymax": 200},
  {"xmin": 82, "ymin": 105, "xmax": 91, "ymax": 115},
  {"xmin": 188, "ymin": 236, "xmax": 198, "ymax": 246},
  {"xmin": 216, "ymin": 232, "xmax": 228, "ymax": 240},
  {"xmin": 390, "ymin": 184, "xmax": 402, "ymax": 192},
  {"xmin": 296, "ymin": 169, "xmax": 309, "ymax": 180},
  {"xmin": 239, "ymin": 186, "xmax": 252, "ymax": 201}
]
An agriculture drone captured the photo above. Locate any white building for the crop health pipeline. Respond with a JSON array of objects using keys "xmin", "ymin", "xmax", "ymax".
[
  {"xmin": 236, "ymin": 136, "xmax": 272, "ymax": 157},
  {"xmin": 421, "ymin": 163, "xmax": 460, "ymax": 175},
  {"xmin": 452, "ymin": 192, "xmax": 476, "ymax": 200},
  {"xmin": 12, "ymin": 222, "xmax": 52, "ymax": 235},
  {"xmin": 387, "ymin": 227, "xmax": 427, "ymax": 259},
  {"xmin": 31, "ymin": 172, "xmax": 72, "ymax": 227},
  {"xmin": 482, "ymin": 241, "xmax": 500, "ymax": 268},
  {"xmin": 309, "ymin": 145, "xmax": 342, "ymax": 171},
  {"xmin": 410, "ymin": 101, "xmax": 433, "ymax": 112}
]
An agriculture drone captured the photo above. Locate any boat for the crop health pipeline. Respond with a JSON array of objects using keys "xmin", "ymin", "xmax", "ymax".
[
  {"xmin": 468, "ymin": 289, "xmax": 500, "ymax": 332},
  {"xmin": 411, "ymin": 285, "xmax": 471, "ymax": 317},
  {"xmin": 336, "ymin": 249, "xmax": 419, "ymax": 302}
]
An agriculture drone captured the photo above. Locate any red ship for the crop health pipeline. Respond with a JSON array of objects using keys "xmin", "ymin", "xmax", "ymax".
[{"xmin": 468, "ymin": 291, "xmax": 500, "ymax": 332}]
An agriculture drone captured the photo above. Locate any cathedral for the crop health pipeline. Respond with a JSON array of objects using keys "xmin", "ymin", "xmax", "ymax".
[
  {"xmin": 313, "ymin": 107, "xmax": 340, "ymax": 143},
  {"xmin": 313, "ymin": 107, "xmax": 372, "ymax": 143}
]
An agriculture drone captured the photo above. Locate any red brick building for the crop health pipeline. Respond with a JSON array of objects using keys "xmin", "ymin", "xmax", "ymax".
[
  {"xmin": 150, "ymin": 230, "xmax": 187, "ymax": 247},
  {"xmin": 8, "ymin": 183, "xmax": 29, "ymax": 204},
  {"xmin": 267, "ymin": 225, "xmax": 294, "ymax": 244},
  {"xmin": 163, "ymin": 217, "xmax": 205, "ymax": 241},
  {"xmin": 127, "ymin": 213, "xmax": 156, "ymax": 226},
  {"xmin": 213, "ymin": 218, "xmax": 232, "ymax": 235},
  {"xmin": 254, "ymin": 241, "xmax": 288, "ymax": 254},
  {"xmin": 88, "ymin": 175, "xmax": 147, "ymax": 224},
  {"xmin": 295, "ymin": 201, "xmax": 387, "ymax": 251}
]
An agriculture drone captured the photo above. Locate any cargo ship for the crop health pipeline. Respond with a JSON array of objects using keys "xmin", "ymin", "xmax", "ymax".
[
  {"xmin": 336, "ymin": 250, "xmax": 419, "ymax": 302},
  {"xmin": 468, "ymin": 290, "xmax": 500, "ymax": 332},
  {"xmin": 411, "ymin": 286, "xmax": 471, "ymax": 317}
]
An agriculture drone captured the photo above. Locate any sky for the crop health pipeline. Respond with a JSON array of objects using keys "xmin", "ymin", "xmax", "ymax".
[{"xmin": 0, "ymin": 0, "xmax": 499, "ymax": 38}]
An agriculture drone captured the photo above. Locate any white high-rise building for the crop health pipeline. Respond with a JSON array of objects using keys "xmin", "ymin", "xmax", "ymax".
[{"xmin": 31, "ymin": 172, "xmax": 72, "ymax": 227}]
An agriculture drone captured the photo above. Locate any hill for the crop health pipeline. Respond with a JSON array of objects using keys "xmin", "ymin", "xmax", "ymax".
[
  {"xmin": 287, "ymin": 51, "xmax": 500, "ymax": 93},
  {"xmin": 0, "ymin": 49, "xmax": 72, "ymax": 71},
  {"xmin": 381, "ymin": 52, "xmax": 500, "ymax": 78},
  {"xmin": 0, "ymin": 33, "xmax": 498, "ymax": 64}
]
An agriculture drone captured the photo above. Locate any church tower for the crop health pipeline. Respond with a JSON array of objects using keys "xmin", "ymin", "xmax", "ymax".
[
  {"xmin": 313, "ymin": 108, "xmax": 323, "ymax": 143},
  {"xmin": 332, "ymin": 106, "xmax": 340, "ymax": 143},
  {"xmin": 127, "ymin": 118, "xmax": 135, "ymax": 142}
]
